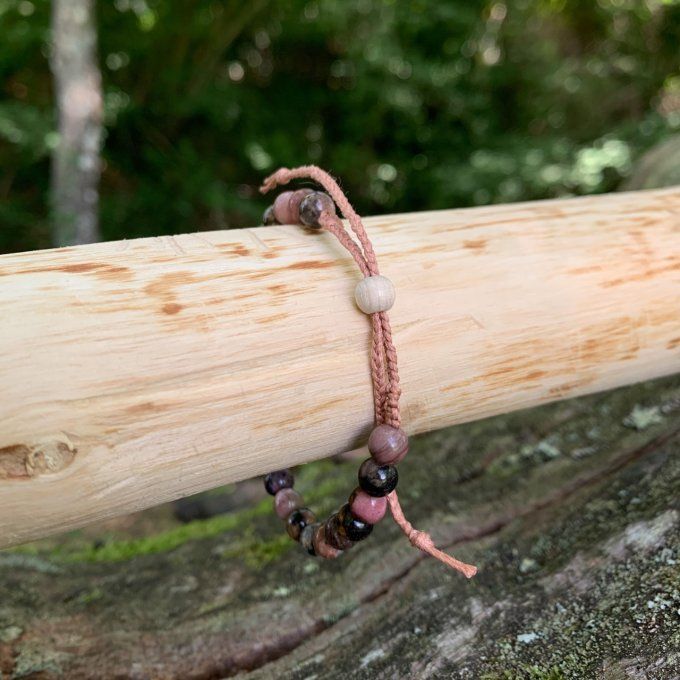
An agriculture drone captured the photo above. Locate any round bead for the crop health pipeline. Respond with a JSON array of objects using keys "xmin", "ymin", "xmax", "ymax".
[
  {"xmin": 338, "ymin": 503, "xmax": 373, "ymax": 542},
  {"xmin": 273, "ymin": 191, "xmax": 296, "ymax": 224},
  {"xmin": 289, "ymin": 188, "xmax": 313, "ymax": 223},
  {"xmin": 324, "ymin": 513, "xmax": 354, "ymax": 550},
  {"xmin": 273, "ymin": 189, "xmax": 314, "ymax": 224},
  {"xmin": 368, "ymin": 424, "xmax": 409, "ymax": 465},
  {"xmin": 286, "ymin": 507, "xmax": 316, "ymax": 541},
  {"xmin": 349, "ymin": 487, "xmax": 387, "ymax": 524},
  {"xmin": 264, "ymin": 469, "xmax": 294, "ymax": 496},
  {"xmin": 358, "ymin": 458, "xmax": 398, "ymax": 497},
  {"xmin": 273, "ymin": 488, "xmax": 302, "ymax": 519},
  {"xmin": 262, "ymin": 205, "xmax": 278, "ymax": 225},
  {"xmin": 354, "ymin": 275, "xmax": 396, "ymax": 314},
  {"xmin": 313, "ymin": 523, "xmax": 342, "ymax": 559},
  {"xmin": 300, "ymin": 523, "xmax": 317, "ymax": 555},
  {"xmin": 299, "ymin": 191, "xmax": 335, "ymax": 228}
]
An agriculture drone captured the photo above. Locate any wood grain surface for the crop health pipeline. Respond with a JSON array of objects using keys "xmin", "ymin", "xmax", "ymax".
[{"xmin": 0, "ymin": 187, "xmax": 678, "ymax": 547}]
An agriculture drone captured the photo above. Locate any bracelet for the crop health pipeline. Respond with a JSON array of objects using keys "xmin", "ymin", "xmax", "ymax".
[{"xmin": 259, "ymin": 166, "xmax": 477, "ymax": 577}]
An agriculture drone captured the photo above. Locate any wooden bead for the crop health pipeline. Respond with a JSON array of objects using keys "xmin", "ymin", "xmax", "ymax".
[
  {"xmin": 368, "ymin": 424, "xmax": 409, "ymax": 465},
  {"xmin": 354, "ymin": 275, "xmax": 395, "ymax": 314}
]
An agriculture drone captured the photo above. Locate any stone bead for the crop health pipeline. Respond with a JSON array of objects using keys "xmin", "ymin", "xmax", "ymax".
[
  {"xmin": 338, "ymin": 503, "xmax": 373, "ymax": 542},
  {"xmin": 349, "ymin": 487, "xmax": 387, "ymax": 524},
  {"xmin": 273, "ymin": 189, "xmax": 313, "ymax": 224},
  {"xmin": 273, "ymin": 191, "xmax": 295, "ymax": 224},
  {"xmin": 286, "ymin": 507, "xmax": 316, "ymax": 541},
  {"xmin": 313, "ymin": 523, "xmax": 342, "ymax": 559},
  {"xmin": 300, "ymin": 523, "xmax": 317, "ymax": 555},
  {"xmin": 358, "ymin": 458, "xmax": 398, "ymax": 497},
  {"xmin": 289, "ymin": 188, "xmax": 314, "ymax": 223},
  {"xmin": 262, "ymin": 205, "xmax": 278, "ymax": 225},
  {"xmin": 299, "ymin": 191, "xmax": 335, "ymax": 228},
  {"xmin": 368, "ymin": 424, "xmax": 409, "ymax": 465},
  {"xmin": 354, "ymin": 275, "xmax": 396, "ymax": 314},
  {"xmin": 274, "ymin": 488, "xmax": 302, "ymax": 519},
  {"xmin": 324, "ymin": 513, "xmax": 354, "ymax": 551},
  {"xmin": 264, "ymin": 469, "xmax": 294, "ymax": 496}
]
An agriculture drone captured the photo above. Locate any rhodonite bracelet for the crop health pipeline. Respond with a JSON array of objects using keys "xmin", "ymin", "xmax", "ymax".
[{"xmin": 259, "ymin": 165, "xmax": 477, "ymax": 577}]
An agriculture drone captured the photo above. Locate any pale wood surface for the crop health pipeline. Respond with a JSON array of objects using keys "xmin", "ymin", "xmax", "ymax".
[{"xmin": 0, "ymin": 188, "xmax": 678, "ymax": 548}]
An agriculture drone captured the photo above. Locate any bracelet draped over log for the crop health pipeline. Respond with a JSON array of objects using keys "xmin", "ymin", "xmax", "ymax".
[{"xmin": 0, "ymin": 186, "xmax": 678, "ymax": 548}]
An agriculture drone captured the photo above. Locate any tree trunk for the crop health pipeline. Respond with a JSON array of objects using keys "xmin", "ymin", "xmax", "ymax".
[
  {"xmin": 1, "ymin": 375, "xmax": 678, "ymax": 679},
  {"xmin": 49, "ymin": 0, "xmax": 102, "ymax": 247}
]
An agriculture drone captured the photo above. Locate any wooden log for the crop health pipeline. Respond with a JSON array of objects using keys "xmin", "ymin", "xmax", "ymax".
[{"xmin": 0, "ymin": 188, "xmax": 678, "ymax": 548}]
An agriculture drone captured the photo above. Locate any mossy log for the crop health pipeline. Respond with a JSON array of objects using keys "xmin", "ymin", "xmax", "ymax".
[{"xmin": 1, "ymin": 375, "xmax": 679, "ymax": 679}]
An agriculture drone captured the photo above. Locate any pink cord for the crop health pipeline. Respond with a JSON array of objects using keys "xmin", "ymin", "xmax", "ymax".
[{"xmin": 261, "ymin": 166, "xmax": 478, "ymax": 577}]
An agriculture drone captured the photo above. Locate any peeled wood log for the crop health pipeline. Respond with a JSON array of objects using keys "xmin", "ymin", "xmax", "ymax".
[{"xmin": 0, "ymin": 188, "xmax": 678, "ymax": 548}]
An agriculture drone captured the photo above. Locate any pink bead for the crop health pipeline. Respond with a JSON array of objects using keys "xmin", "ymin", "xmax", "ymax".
[
  {"xmin": 368, "ymin": 424, "xmax": 409, "ymax": 465},
  {"xmin": 274, "ymin": 488, "xmax": 302, "ymax": 519},
  {"xmin": 349, "ymin": 488, "xmax": 387, "ymax": 524},
  {"xmin": 273, "ymin": 189, "xmax": 313, "ymax": 224},
  {"xmin": 273, "ymin": 191, "xmax": 296, "ymax": 224},
  {"xmin": 289, "ymin": 189, "xmax": 313, "ymax": 223}
]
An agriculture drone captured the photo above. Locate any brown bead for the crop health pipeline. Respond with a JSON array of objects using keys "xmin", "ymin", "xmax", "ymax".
[
  {"xmin": 324, "ymin": 513, "xmax": 353, "ymax": 550},
  {"xmin": 368, "ymin": 424, "xmax": 409, "ymax": 465},
  {"xmin": 274, "ymin": 488, "xmax": 302, "ymax": 519},
  {"xmin": 299, "ymin": 191, "xmax": 335, "ymax": 228},
  {"xmin": 313, "ymin": 523, "xmax": 342, "ymax": 559},
  {"xmin": 286, "ymin": 507, "xmax": 315, "ymax": 541},
  {"xmin": 300, "ymin": 523, "xmax": 317, "ymax": 555}
]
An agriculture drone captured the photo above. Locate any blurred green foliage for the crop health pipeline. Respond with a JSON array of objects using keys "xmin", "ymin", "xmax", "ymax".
[{"xmin": 0, "ymin": 0, "xmax": 678, "ymax": 252}]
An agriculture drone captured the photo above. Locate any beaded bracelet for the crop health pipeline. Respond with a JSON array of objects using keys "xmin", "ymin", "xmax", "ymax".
[{"xmin": 259, "ymin": 166, "xmax": 477, "ymax": 577}]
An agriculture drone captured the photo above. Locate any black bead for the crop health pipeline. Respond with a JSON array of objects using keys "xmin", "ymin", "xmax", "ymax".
[
  {"xmin": 286, "ymin": 507, "xmax": 315, "ymax": 541},
  {"xmin": 300, "ymin": 523, "xmax": 318, "ymax": 555},
  {"xmin": 263, "ymin": 205, "xmax": 278, "ymax": 225},
  {"xmin": 338, "ymin": 503, "xmax": 373, "ymax": 542},
  {"xmin": 264, "ymin": 469, "xmax": 294, "ymax": 496},
  {"xmin": 358, "ymin": 458, "xmax": 398, "ymax": 497}
]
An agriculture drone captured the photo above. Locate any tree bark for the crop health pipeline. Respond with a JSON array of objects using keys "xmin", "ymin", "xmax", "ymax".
[
  {"xmin": 1, "ymin": 375, "xmax": 678, "ymax": 678},
  {"xmin": 49, "ymin": 0, "xmax": 102, "ymax": 247}
]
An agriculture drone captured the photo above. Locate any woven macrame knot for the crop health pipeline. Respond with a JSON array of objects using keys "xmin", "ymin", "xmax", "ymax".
[{"xmin": 409, "ymin": 528, "xmax": 435, "ymax": 552}]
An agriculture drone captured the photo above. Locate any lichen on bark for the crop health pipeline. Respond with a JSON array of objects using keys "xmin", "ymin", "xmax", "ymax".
[{"xmin": 1, "ymin": 375, "xmax": 679, "ymax": 679}]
